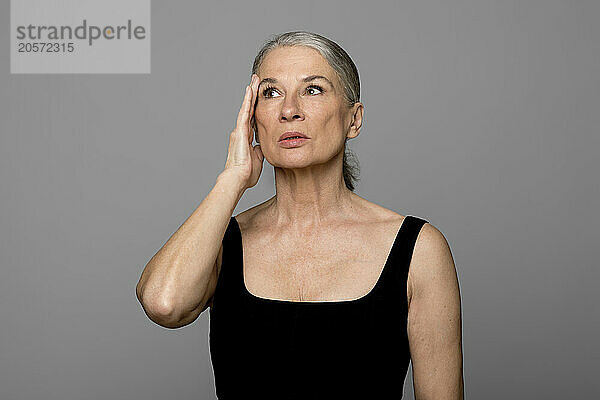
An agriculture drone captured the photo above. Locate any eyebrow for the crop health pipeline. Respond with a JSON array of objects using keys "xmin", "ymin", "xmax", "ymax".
[{"xmin": 259, "ymin": 75, "xmax": 334, "ymax": 89}]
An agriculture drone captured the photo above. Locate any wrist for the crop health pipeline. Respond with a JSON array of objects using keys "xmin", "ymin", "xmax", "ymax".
[{"xmin": 216, "ymin": 169, "xmax": 247, "ymax": 193}]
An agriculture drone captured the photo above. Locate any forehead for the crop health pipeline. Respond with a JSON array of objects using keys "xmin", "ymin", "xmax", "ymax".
[{"xmin": 259, "ymin": 46, "xmax": 337, "ymax": 83}]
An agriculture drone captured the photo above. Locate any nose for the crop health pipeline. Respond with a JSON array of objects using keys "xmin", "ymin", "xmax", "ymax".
[{"xmin": 279, "ymin": 95, "xmax": 305, "ymax": 122}]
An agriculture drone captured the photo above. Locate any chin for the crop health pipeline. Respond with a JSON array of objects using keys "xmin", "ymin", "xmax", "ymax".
[{"xmin": 272, "ymin": 157, "xmax": 314, "ymax": 169}]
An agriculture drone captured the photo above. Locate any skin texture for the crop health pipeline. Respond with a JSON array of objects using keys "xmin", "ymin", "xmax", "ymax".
[
  {"xmin": 253, "ymin": 46, "xmax": 362, "ymax": 176},
  {"xmin": 224, "ymin": 45, "xmax": 464, "ymax": 398},
  {"xmin": 408, "ymin": 222, "xmax": 464, "ymax": 399}
]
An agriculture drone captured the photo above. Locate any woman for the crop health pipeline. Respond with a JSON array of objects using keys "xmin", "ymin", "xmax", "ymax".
[{"xmin": 136, "ymin": 31, "xmax": 464, "ymax": 399}]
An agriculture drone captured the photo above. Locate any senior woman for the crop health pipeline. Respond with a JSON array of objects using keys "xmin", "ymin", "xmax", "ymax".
[{"xmin": 136, "ymin": 31, "xmax": 464, "ymax": 399}]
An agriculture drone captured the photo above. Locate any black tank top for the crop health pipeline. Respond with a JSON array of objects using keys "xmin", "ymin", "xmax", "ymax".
[{"xmin": 209, "ymin": 215, "xmax": 428, "ymax": 399}]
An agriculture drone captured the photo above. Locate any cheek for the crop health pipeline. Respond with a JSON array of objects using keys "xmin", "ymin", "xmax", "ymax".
[
  {"xmin": 253, "ymin": 108, "xmax": 269, "ymax": 126},
  {"xmin": 312, "ymin": 108, "xmax": 344, "ymax": 133},
  {"xmin": 254, "ymin": 102, "xmax": 276, "ymax": 121}
]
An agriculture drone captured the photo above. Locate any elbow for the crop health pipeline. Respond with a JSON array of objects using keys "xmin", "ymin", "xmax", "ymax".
[
  {"xmin": 136, "ymin": 286, "xmax": 182, "ymax": 328},
  {"xmin": 144, "ymin": 300, "xmax": 183, "ymax": 329}
]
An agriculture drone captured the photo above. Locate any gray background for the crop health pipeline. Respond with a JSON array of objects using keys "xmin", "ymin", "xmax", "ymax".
[{"xmin": 1, "ymin": 1, "xmax": 598, "ymax": 399}]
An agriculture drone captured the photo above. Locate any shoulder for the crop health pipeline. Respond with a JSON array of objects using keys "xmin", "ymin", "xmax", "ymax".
[
  {"xmin": 233, "ymin": 197, "xmax": 276, "ymax": 230},
  {"xmin": 347, "ymin": 193, "xmax": 407, "ymax": 226},
  {"xmin": 407, "ymin": 220, "xmax": 458, "ymax": 306}
]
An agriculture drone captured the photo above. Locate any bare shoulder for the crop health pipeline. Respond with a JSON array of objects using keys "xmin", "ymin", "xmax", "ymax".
[
  {"xmin": 407, "ymin": 221, "xmax": 459, "ymax": 306},
  {"xmin": 348, "ymin": 193, "xmax": 407, "ymax": 225},
  {"xmin": 233, "ymin": 196, "xmax": 276, "ymax": 231}
]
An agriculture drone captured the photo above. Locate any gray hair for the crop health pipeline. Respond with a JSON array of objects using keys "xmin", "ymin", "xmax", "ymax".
[{"xmin": 251, "ymin": 31, "xmax": 361, "ymax": 192}]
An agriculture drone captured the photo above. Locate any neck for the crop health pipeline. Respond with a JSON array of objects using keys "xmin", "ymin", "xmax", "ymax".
[{"xmin": 265, "ymin": 160, "xmax": 355, "ymax": 231}]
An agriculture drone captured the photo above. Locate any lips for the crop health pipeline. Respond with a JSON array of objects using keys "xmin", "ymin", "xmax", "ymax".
[{"xmin": 278, "ymin": 131, "xmax": 309, "ymax": 142}]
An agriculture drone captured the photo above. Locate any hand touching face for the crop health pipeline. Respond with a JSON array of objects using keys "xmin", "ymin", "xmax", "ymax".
[{"xmin": 223, "ymin": 74, "xmax": 264, "ymax": 190}]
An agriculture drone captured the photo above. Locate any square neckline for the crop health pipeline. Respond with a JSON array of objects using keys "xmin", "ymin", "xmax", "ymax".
[{"xmin": 232, "ymin": 215, "xmax": 410, "ymax": 306}]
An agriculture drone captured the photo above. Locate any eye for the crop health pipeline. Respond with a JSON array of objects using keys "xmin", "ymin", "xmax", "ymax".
[
  {"xmin": 262, "ymin": 84, "xmax": 324, "ymax": 98},
  {"xmin": 262, "ymin": 85, "xmax": 280, "ymax": 98},
  {"xmin": 306, "ymin": 85, "xmax": 324, "ymax": 95}
]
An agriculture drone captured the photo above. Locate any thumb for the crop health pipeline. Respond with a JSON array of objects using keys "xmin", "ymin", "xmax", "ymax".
[{"xmin": 253, "ymin": 144, "xmax": 264, "ymax": 162}]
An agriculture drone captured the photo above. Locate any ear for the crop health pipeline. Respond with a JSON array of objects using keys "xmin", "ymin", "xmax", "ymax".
[{"xmin": 347, "ymin": 102, "xmax": 364, "ymax": 140}]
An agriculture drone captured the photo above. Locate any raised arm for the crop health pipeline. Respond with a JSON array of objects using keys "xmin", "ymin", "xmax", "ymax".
[
  {"xmin": 135, "ymin": 74, "xmax": 264, "ymax": 328},
  {"xmin": 407, "ymin": 222, "xmax": 464, "ymax": 399}
]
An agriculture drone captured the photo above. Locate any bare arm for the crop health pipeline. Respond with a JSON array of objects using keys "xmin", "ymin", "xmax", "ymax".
[
  {"xmin": 135, "ymin": 74, "xmax": 264, "ymax": 328},
  {"xmin": 135, "ymin": 171, "xmax": 245, "ymax": 328},
  {"xmin": 407, "ymin": 223, "xmax": 464, "ymax": 399}
]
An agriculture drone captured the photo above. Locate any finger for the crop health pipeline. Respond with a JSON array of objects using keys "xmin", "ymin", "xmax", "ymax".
[
  {"xmin": 246, "ymin": 81, "xmax": 257, "ymax": 144},
  {"xmin": 249, "ymin": 121, "xmax": 257, "ymax": 146},
  {"xmin": 247, "ymin": 75, "xmax": 259, "ymax": 143},
  {"xmin": 247, "ymin": 76, "xmax": 258, "ymax": 128},
  {"xmin": 235, "ymin": 85, "xmax": 251, "ymax": 130},
  {"xmin": 253, "ymin": 143, "xmax": 264, "ymax": 163},
  {"xmin": 235, "ymin": 85, "xmax": 252, "ymax": 131},
  {"xmin": 248, "ymin": 121, "xmax": 254, "ymax": 146},
  {"xmin": 250, "ymin": 74, "xmax": 259, "ymax": 120}
]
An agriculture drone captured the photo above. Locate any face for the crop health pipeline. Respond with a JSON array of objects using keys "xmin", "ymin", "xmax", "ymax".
[{"xmin": 253, "ymin": 46, "xmax": 362, "ymax": 169}]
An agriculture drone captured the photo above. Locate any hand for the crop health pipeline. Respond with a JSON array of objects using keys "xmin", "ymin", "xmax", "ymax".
[{"xmin": 223, "ymin": 74, "xmax": 264, "ymax": 190}]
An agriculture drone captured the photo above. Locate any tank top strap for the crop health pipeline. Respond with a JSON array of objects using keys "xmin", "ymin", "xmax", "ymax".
[
  {"xmin": 214, "ymin": 215, "xmax": 428, "ymax": 308},
  {"xmin": 378, "ymin": 215, "xmax": 428, "ymax": 301}
]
